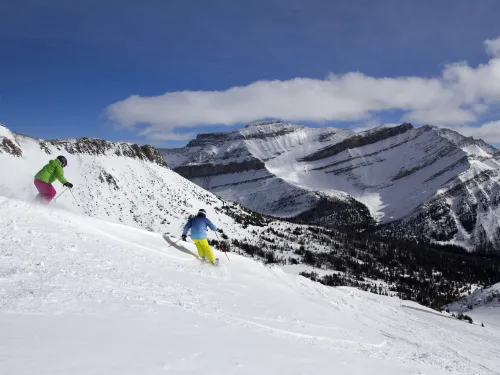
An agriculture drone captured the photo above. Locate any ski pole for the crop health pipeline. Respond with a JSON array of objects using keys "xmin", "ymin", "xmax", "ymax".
[
  {"xmin": 68, "ymin": 188, "xmax": 80, "ymax": 207},
  {"xmin": 52, "ymin": 188, "xmax": 69, "ymax": 203},
  {"xmin": 168, "ymin": 237, "xmax": 183, "ymax": 248},
  {"xmin": 215, "ymin": 232, "xmax": 230, "ymax": 261}
]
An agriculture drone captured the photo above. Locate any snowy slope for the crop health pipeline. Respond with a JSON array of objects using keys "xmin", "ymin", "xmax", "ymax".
[
  {"xmin": 163, "ymin": 121, "xmax": 500, "ymax": 251},
  {"xmin": 0, "ymin": 123, "xmax": 248, "ymax": 238},
  {"xmin": 0, "ymin": 124, "xmax": 417, "ymax": 298},
  {"xmin": 2, "ymin": 123, "xmax": 498, "ymax": 309},
  {"xmin": 2, "ymin": 197, "xmax": 500, "ymax": 375},
  {"xmin": 0, "ymin": 124, "xmax": 386, "ymax": 291}
]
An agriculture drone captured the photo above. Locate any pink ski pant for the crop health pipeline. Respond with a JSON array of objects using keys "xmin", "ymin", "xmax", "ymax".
[{"xmin": 34, "ymin": 179, "xmax": 57, "ymax": 203}]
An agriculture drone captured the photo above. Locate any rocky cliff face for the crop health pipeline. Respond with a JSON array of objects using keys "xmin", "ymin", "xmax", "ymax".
[
  {"xmin": 162, "ymin": 121, "xmax": 500, "ymax": 251},
  {"xmin": 174, "ymin": 159, "xmax": 266, "ymax": 178},
  {"xmin": 299, "ymin": 123, "xmax": 414, "ymax": 162},
  {"xmin": 378, "ymin": 167, "xmax": 500, "ymax": 251}
]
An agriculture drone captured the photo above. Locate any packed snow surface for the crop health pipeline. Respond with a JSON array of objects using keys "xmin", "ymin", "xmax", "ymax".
[{"xmin": 1, "ymin": 197, "xmax": 500, "ymax": 374}]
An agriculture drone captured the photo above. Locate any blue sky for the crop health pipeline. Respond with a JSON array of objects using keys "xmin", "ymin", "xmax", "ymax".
[{"xmin": 1, "ymin": 0, "xmax": 500, "ymax": 147}]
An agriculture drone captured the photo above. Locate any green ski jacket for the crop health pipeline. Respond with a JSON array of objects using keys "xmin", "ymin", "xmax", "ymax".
[{"xmin": 35, "ymin": 159, "xmax": 68, "ymax": 185}]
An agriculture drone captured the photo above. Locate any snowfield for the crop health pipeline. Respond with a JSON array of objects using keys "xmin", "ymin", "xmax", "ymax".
[{"xmin": 1, "ymin": 197, "xmax": 500, "ymax": 374}]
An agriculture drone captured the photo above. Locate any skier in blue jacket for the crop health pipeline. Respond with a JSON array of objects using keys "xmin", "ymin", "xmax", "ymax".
[{"xmin": 182, "ymin": 209, "xmax": 218, "ymax": 265}]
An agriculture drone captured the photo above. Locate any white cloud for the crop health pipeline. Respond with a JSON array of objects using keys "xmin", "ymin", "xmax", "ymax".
[
  {"xmin": 485, "ymin": 36, "xmax": 500, "ymax": 57},
  {"xmin": 473, "ymin": 103, "xmax": 488, "ymax": 114},
  {"xmin": 107, "ymin": 75, "xmax": 452, "ymax": 126},
  {"xmin": 442, "ymin": 60, "xmax": 500, "ymax": 104},
  {"xmin": 403, "ymin": 107, "xmax": 476, "ymax": 125},
  {"xmin": 449, "ymin": 121, "xmax": 500, "ymax": 144},
  {"xmin": 107, "ymin": 36, "xmax": 500, "ymax": 140},
  {"xmin": 138, "ymin": 128, "xmax": 194, "ymax": 141}
]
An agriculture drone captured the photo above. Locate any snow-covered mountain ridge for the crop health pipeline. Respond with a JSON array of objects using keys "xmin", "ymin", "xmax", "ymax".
[
  {"xmin": 0, "ymin": 123, "xmax": 250, "ymax": 237},
  {"xmin": 163, "ymin": 121, "xmax": 373, "ymax": 228},
  {"xmin": 1, "ymin": 125, "xmax": 166, "ymax": 167},
  {"xmin": 162, "ymin": 121, "xmax": 500, "ymax": 251},
  {"xmin": 2, "ymin": 197, "xmax": 499, "ymax": 374}
]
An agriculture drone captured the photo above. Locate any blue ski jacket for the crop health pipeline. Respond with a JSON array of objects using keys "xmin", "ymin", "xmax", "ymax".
[{"xmin": 182, "ymin": 215, "xmax": 217, "ymax": 240}]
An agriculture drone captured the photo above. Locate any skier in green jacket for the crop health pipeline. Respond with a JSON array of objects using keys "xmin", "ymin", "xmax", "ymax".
[{"xmin": 34, "ymin": 156, "xmax": 73, "ymax": 203}]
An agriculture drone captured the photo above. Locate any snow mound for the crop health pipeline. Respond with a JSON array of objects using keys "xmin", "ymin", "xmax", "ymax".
[{"xmin": 1, "ymin": 197, "xmax": 500, "ymax": 374}]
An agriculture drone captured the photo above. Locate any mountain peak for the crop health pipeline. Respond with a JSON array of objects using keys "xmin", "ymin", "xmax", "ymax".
[
  {"xmin": 244, "ymin": 120, "xmax": 286, "ymax": 128},
  {"xmin": 241, "ymin": 120, "xmax": 304, "ymax": 134},
  {"xmin": 185, "ymin": 130, "xmax": 244, "ymax": 148},
  {"xmin": 436, "ymin": 127, "xmax": 498, "ymax": 157},
  {"xmin": 0, "ymin": 123, "xmax": 12, "ymax": 137}
]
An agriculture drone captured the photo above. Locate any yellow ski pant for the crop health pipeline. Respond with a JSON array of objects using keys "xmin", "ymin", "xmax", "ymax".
[{"xmin": 193, "ymin": 239, "xmax": 216, "ymax": 263}]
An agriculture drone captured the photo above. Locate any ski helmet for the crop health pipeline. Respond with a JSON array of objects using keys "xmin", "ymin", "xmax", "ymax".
[
  {"xmin": 57, "ymin": 155, "xmax": 68, "ymax": 167},
  {"xmin": 198, "ymin": 209, "xmax": 206, "ymax": 217}
]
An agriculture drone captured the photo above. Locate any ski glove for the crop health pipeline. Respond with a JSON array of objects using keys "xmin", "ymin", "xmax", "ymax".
[
  {"xmin": 64, "ymin": 182, "xmax": 73, "ymax": 189},
  {"xmin": 181, "ymin": 234, "xmax": 187, "ymax": 241}
]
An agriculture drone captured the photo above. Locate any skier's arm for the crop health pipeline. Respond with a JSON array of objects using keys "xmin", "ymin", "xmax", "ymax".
[
  {"xmin": 54, "ymin": 163, "xmax": 68, "ymax": 185},
  {"xmin": 206, "ymin": 219, "xmax": 217, "ymax": 232},
  {"xmin": 182, "ymin": 220, "xmax": 192, "ymax": 235}
]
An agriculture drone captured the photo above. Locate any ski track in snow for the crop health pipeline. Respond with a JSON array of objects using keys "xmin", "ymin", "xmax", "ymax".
[{"xmin": 1, "ymin": 197, "xmax": 500, "ymax": 374}]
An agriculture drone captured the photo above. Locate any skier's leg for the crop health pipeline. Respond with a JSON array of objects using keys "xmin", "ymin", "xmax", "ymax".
[
  {"xmin": 200, "ymin": 239, "xmax": 216, "ymax": 264},
  {"xmin": 34, "ymin": 179, "xmax": 56, "ymax": 203},
  {"xmin": 33, "ymin": 179, "xmax": 42, "ymax": 202},
  {"xmin": 194, "ymin": 239, "xmax": 206, "ymax": 260},
  {"xmin": 46, "ymin": 184, "xmax": 56, "ymax": 202}
]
